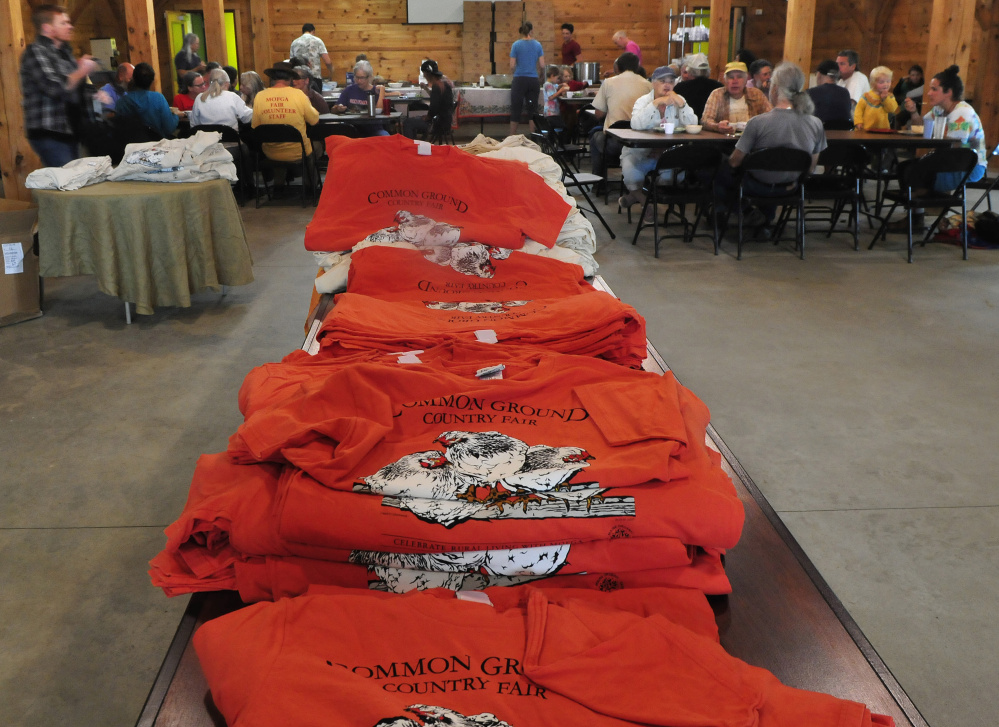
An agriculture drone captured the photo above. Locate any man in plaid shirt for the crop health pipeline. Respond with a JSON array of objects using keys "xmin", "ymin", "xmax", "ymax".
[{"xmin": 20, "ymin": 4, "xmax": 99, "ymax": 167}]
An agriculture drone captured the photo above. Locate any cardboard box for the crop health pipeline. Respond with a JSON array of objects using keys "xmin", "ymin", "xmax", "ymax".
[{"xmin": 0, "ymin": 198, "xmax": 42, "ymax": 328}]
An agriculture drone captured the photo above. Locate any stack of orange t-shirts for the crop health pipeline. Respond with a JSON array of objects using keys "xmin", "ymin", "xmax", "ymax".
[
  {"xmin": 151, "ymin": 348, "xmax": 742, "ymax": 600},
  {"xmin": 192, "ymin": 585, "xmax": 895, "ymax": 727},
  {"xmin": 313, "ymin": 292, "xmax": 647, "ymax": 368},
  {"xmin": 304, "ymin": 135, "xmax": 572, "ymax": 252}
]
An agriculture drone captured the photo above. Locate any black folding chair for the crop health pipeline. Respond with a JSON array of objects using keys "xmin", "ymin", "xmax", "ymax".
[
  {"xmin": 532, "ymin": 131, "xmax": 616, "ymax": 239},
  {"xmin": 803, "ymin": 144, "xmax": 870, "ymax": 251},
  {"xmin": 191, "ymin": 124, "xmax": 247, "ymax": 205},
  {"xmin": 870, "ymin": 147, "xmax": 979, "ymax": 262},
  {"xmin": 248, "ymin": 124, "xmax": 318, "ymax": 208},
  {"xmin": 308, "ymin": 122, "xmax": 359, "ymax": 176},
  {"xmin": 735, "ymin": 148, "xmax": 813, "ymax": 260},
  {"xmin": 598, "ymin": 119, "xmax": 630, "ymax": 203},
  {"xmin": 533, "ymin": 114, "xmax": 585, "ymax": 171},
  {"xmin": 631, "ymin": 144, "xmax": 723, "ymax": 257},
  {"xmin": 968, "ymin": 143, "xmax": 999, "ymax": 213}
]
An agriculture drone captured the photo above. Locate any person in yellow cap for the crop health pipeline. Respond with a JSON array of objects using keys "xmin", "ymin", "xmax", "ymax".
[{"xmin": 700, "ymin": 60, "xmax": 771, "ymax": 133}]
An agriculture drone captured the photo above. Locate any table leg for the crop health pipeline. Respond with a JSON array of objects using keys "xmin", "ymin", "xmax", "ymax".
[{"xmin": 124, "ymin": 302, "xmax": 132, "ymax": 325}]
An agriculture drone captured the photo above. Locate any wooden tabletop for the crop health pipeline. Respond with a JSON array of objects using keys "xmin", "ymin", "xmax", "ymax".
[
  {"xmin": 136, "ymin": 281, "xmax": 929, "ymax": 727},
  {"xmin": 317, "ymin": 111, "xmax": 402, "ymax": 124}
]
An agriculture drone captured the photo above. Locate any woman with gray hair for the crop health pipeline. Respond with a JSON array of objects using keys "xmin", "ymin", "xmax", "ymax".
[
  {"xmin": 715, "ymin": 62, "xmax": 826, "ymax": 227},
  {"xmin": 332, "ymin": 60, "xmax": 388, "ymax": 136},
  {"xmin": 174, "ymin": 33, "xmax": 206, "ymax": 84},
  {"xmin": 190, "ymin": 68, "xmax": 253, "ymax": 130}
]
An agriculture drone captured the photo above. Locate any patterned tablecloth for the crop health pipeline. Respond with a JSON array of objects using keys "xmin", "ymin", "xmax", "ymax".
[{"xmin": 457, "ymin": 86, "xmax": 546, "ymax": 119}]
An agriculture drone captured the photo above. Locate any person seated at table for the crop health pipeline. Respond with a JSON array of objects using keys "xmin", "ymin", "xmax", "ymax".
[
  {"xmin": 673, "ymin": 53, "xmax": 722, "ymax": 120},
  {"xmin": 904, "ymin": 65, "xmax": 987, "ymax": 191},
  {"xmin": 252, "ymin": 60, "xmax": 320, "ymax": 188},
  {"xmin": 806, "ymin": 60, "xmax": 851, "ymax": 125},
  {"xmin": 332, "ymin": 60, "xmax": 388, "ymax": 137},
  {"xmin": 223, "ymin": 65, "xmax": 238, "ymax": 90},
  {"xmin": 746, "ymin": 59, "xmax": 772, "ymax": 96},
  {"xmin": 893, "ymin": 65, "xmax": 923, "ymax": 128},
  {"xmin": 402, "ymin": 59, "xmax": 455, "ymax": 141},
  {"xmin": 619, "ymin": 65, "xmax": 696, "ymax": 216},
  {"xmin": 293, "ymin": 67, "xmax": 330, "ymax": 114},
  {"xmin": 204, "ymin": 61, "xmax": 222, "ymax": 78},
  {"xmin": 190, "ymin": 68, "xmax": 253, "ymax": 130},
  {"xmin": 115, "ymin": 62, "xmax": 179, "ymax": 139},
  {"xmin": 589, "ymin": 52, "xmax": 650, "ymax": 177},
  {"xmin": 173, "ymin": 71, "xmax": 204, "ymax": 112},
  {"xmin": 96, "ymin": 62, "xmax": 133, "ymax": 113},
  {"xmin": 701, "ymin": 61, "xmax": 771, "ymax": 133},
  {"xmin": 240, "ymin": 71, "xmax": 266, "ymax": 107},
  {"xmin": 714, "ymin": 62, "xmax": 825, "ymax": 230},
  {"xmin": 853, "ymin": 66, "xmax": 897, "ymax": 131}
]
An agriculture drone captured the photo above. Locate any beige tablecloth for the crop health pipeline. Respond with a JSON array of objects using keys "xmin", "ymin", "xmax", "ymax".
[{"xmin": 34, "ymin": 179, "xmax": 253, "ymax": 315}]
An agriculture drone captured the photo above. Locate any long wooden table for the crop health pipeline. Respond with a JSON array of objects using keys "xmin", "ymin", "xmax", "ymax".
[
  {"xmin": 135, "ymin": 280, "xmax": 929, "ymax": 727},
  {"xmin": 610, "ymin": 126, "xmax": 957, "ymax": 150}
]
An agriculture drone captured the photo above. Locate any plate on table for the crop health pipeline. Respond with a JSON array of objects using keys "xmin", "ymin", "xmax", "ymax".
[{"xmin": 898, "ymin": 129, "xmax": 923, "ymax": 136}]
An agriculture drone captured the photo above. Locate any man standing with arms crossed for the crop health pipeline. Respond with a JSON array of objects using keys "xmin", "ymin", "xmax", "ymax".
[{"xmin": 20, "ymin": 4, "xmax": 99, "ymax": 167}]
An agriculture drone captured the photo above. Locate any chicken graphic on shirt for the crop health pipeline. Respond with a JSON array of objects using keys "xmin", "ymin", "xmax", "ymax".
[
  {"xmin": 423, "ymin": 301, "xmax": 529, "ymax": 314},
  {"xmin": 363, "ymin": 211, "xmax": 514, "ymax": 278},
  {"xmin": 357, "ymin": 431, "xmax": 632, "ymax": 528},
  {"xmin": 374, "ymin": 705, "xmax": 513, "ymax": 727}
]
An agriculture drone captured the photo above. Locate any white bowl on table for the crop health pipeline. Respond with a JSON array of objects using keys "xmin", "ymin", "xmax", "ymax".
[
  {"xmin": 387, "ymin": 82, "xmax": 404, "ymax": 89},
  {"xmin": 686, "ymin": 124, "xmax": 702, "ymax": 134}
]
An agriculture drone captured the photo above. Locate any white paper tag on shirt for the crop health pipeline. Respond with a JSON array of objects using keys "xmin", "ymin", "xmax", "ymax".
[
  {"xmin": 475, "ymin": 364, "xmax": 505, "ymax": 380},
  {"xmin": 394, "ymin": 350, "xmax": 424, "ymax": 364},
  {"xmin": 474, "ymin": 329, "xmax": 498, "ymax": 344},
  {"xmin": 3, "ymin": 243, "xmax": 24, "ymax": 274},
  {"xmin": 456, "ymin": 591, "xmax": 494, "ymax": 606},
  {"xmin": 415, "ymin": 141, "xmax": 433, "ymax": 156}
]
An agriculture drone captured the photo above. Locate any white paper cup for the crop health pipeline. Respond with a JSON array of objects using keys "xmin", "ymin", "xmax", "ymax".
[{"xmin": 663, "ymin": 122, "xmax": 675, "ymax": 134}]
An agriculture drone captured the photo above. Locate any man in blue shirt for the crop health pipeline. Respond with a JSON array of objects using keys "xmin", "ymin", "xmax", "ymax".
[
  {"xmin": 114, "ymin": 62, "xmax": 179, "ymax": 139},
  {"xmin": 96, "ymin": 62, "xmax": 134, "ymax": 113}
]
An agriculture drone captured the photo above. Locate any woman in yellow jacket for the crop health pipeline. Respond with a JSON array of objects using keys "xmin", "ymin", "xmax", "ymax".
[{"xmin": 854, "ymin": 66, "xmax": 898, "ymax": 130}]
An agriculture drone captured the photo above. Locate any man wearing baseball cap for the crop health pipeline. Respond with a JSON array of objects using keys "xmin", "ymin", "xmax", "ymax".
[
  {"xmin": 619, "ymin": 65, "xmax": 698, "ymax": 214},
  {"xmin": 673, "ymin": 53, "xmax": 722, "ymax": 119},
  {"xmin": 807, "ymin": 60, "xmax": 852, "ymax": 125},
  {"xmin": 701, "ymin": 60, "xmax": 771, "ymax": 133}
]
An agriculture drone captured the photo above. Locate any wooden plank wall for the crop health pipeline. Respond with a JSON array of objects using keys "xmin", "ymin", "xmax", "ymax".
[{"xmin": 545, "ymin": 0, "xmax": 668, "ymax": 74}]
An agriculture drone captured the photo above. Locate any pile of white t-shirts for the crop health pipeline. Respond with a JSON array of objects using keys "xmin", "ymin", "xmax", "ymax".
[
  {"xmin": 107, "ymin": 130, "xmax": 237, "ymax": 183},
  {"xmin": 25, "ymin": 156, "xmax": 113, "ymax": 191}
]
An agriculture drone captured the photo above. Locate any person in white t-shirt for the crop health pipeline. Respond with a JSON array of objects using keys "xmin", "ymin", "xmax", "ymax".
[
  {"xmin": 190, "ymin": 68, "xmax": 253, "ymax": 130},
  {"xmin": 835, "ymin": 49, "xmax": 870, "ymax": 109}
]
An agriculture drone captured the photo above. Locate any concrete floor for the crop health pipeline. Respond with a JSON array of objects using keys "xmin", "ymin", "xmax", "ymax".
[{"xmin": 1, "ymin": 138, "xmax": 997, "ymax": 726}]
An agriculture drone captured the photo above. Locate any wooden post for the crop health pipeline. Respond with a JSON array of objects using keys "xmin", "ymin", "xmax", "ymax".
[
  {"xmin": 783, "ymin": 0, "xmax": 815, "ymax": 70},
  {"xmin": 0, "ymin": 0, "xmax": 37, "ymax": 199},
  {"xmin": 202, "ymin": 0, "xmax": 227, "ymax": 67},
  {"xmin": 974, "ymin": 1, "xmax": 999, "ymax": 156},
  {"xmin": 249, "ymin": 0, "xmax": 271, "ymax": 73},
  {"xmin": 925, "ymin": 0, "xmax": 977, "ymax": 80},
  {"xmin": 124, "ymin": 0, "xmax": 159, "ymax": 91},
  {"xmin": 708, "ymin": 0, "xmax": 731, "ymax": 79}
]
